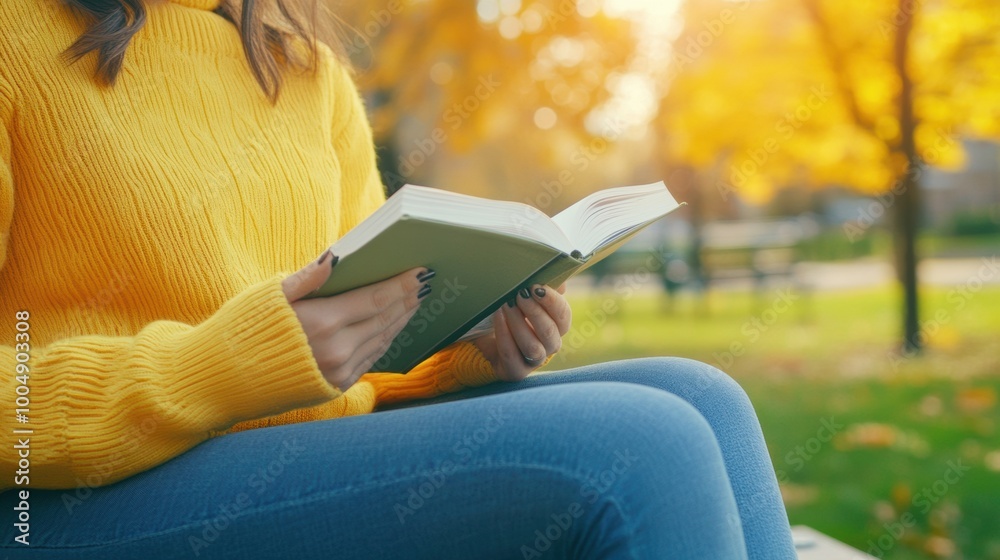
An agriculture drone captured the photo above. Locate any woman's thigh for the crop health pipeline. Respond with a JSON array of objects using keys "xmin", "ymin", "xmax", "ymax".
[
  {"xmin": 392, "ymin": 357, "xmax": 797, "ymax": 560},
  {"xmin": 2, "ymin": 380, "xmax": 746, "ymax": 560}
]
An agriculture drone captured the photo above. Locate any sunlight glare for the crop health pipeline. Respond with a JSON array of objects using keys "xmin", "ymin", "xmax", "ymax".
[
  {"xmin": 602, "ymin": 0, "xmax": 682, "ymax": 21},
  {"xmin": 476, "ymin": 0, "xmax": 500, "ymax": 24}
]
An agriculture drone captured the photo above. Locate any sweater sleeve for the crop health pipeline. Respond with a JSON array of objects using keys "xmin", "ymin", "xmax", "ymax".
[
  {"xmin": 0, "ymin": 87, "xmax": 340, "ymax": 493},
  {"xmin": 363, "ymin": 341, "xmax": 498, "ymax": 407}
]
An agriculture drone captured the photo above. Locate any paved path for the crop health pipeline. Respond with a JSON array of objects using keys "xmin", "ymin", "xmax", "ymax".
[
  {"xmin": 568, "ymin": 257, "xmax": 1000, "ymax": 294},
  {"xmin": 795, "ymin": 257, "xmax": 1000, "ymax": 291}
]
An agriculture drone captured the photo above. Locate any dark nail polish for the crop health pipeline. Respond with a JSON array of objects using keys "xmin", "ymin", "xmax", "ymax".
[
  {"xmin": 519, "ymin": 288, "xmax": 531, "ymax": 299},
  {"xmin": 534, "ymin": 287, "xmax": 546, "ymax": 298},
  {"xmin": 417, "ymin": 284, "xmax": 433, "ymax": 299},
  {"xmin": 507, "ymin": 298, "xmax": 516, "ymax": 308},
  {"xmin": 316, "ymin": 249, "xmax": 331, "ymax": 265},
  {"xmin": 417, "ymin": 269, "xmax": 436, "ymax": 282},
  {"xmin": 329, "ymin": 255, "xmax": 340, "ymax": 269}
]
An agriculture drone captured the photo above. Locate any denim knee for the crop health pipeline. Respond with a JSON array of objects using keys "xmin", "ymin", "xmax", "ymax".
[
  {"xmin": 533, "ymin": 381, "xmax": 724, "ymax": 484},
  {"xmin": 533, "ymin": 382, "xmax": 743, "ymax": 557},
  {"xmin": 616, "ymin": 357, "xmax": 755, "ymax": 413}
]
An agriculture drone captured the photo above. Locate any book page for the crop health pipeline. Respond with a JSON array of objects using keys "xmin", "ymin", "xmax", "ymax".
[
  {"xmin": 551, "ymin": 181, "xmax": 680, "ymax": 256},
  {"xmin": 332, "ymin": 184, "xmax": 578, "ymax": 257}
]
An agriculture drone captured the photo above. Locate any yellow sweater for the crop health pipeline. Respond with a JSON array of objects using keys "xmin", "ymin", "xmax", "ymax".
[{"xmin": 0, "ymin": 0, "xmax": 500, "ymax": 492}]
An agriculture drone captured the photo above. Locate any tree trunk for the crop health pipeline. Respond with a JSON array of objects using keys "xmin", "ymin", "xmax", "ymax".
[
  {"xmin": 893, "ymin": 0, "xmax": 921, "ymax": 353},
  {"xmin": 666, "ymin": 165, "xmax": 706, "ymax": 291}
]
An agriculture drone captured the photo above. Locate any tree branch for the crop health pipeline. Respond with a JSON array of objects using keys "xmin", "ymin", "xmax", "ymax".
[{"xmin": 799, "ymin": 0, "xmax": 884, "ymax": 145}]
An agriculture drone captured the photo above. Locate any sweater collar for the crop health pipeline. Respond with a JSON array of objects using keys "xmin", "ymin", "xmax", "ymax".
[{"xmin": 170, "ymin": 0, "xmax": 222, "ymax": 10}]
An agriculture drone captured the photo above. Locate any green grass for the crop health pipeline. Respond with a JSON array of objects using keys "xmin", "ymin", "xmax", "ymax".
[
  {"xmin": 553, "ymin": 284, "xmax": 1000, "ymax": 559},
  {"xmin": 918, "ymin": 231, "xmax": 1000, "ymax": 258},
  {"xmin": 794, "ymin": 229, "xmax": 1000, "ymax": 261}
]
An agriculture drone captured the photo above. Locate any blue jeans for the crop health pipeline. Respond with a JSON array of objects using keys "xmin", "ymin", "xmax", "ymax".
[{"xmin": 2, "ymin": 358, "xmax": 796, "ymax": 559}]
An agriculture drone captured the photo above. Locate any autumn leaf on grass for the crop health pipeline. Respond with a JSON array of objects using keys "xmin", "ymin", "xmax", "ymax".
[
  {"xmin": 918, "ymin": 394, "xmax": 944, "ymax": 417},
  {"xmin": 778, "ymin": 482, "xmax": 819, "ymax": 508},
  {"xmin": 955, "ymin": 387, "xmax": 996, "ymax": 414},
  {"xmin": 984, "ymin": 450, "xmax": 1000, "ymax": 472},
  {"xmin": 835, "ymin": 422, "xmax": 930, "ymax": 456},
  {"xmin": 836, "ymin": 422, "xmax": 898, "ymax": 449},
  {"xmin": 891, "ymin": 483, "xmax": 912, "ymax": 512},
  {"xmin": 924, "ymin": 536, "xmax": 957, "ymax": 558}
]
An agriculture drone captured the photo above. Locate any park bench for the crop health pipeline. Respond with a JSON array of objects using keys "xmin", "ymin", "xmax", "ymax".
[
  {"xmin": 699, "ymin": 217, "xmax": 819, "ymax": 292},
  {"xmin": 582, "ymin": 216, "xmax": 820, "ymax": 299}
]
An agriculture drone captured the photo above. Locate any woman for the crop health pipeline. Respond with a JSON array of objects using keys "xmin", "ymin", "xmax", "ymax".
[{"xmin": 0, "ymin": 0, "xmax": 796, "ymax": 557}]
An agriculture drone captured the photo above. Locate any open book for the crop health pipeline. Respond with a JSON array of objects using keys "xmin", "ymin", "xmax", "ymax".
[{"xmin": 305, "ymin": 181, "xmax": 682, "ymax": 372}]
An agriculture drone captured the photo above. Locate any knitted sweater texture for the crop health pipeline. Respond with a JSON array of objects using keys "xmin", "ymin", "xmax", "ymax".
[{"xmin": 0, "ymin": 0, "xmax": 498, "ymax": 491}]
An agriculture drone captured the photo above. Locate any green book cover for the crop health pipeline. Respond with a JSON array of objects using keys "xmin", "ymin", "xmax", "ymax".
[{"xmin": 304, "ymin": 181, "xmax": 681, "ymax": 373}]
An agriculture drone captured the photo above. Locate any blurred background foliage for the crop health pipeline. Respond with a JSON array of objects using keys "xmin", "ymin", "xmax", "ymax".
[
  {"xmin": 330, "ymin": 0, "xmax": 999, "ymax": 557},
  {"xmin": 332, "ymin": 0, "xmax": 999, "ymax": 201}
]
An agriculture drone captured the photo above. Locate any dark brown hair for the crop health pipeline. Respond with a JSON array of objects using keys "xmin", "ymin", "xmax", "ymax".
[{"xmin": 63, "ymin": 0, "xmax": 341, "ymax": 102}]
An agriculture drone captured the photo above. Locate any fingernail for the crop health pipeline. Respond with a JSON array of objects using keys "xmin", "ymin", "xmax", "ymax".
[
  {"xmin": 506, "ymin": 298, "xmax": 516, "ymax": 308},
  {"xmin": 534, "ymin": 286, "xmax": 546, "ymax": 298},
  {"xmin": 316, "ymin": 249, "xmax": 331, "ymax": 265},
  {"xmin": 519, "ymin": 288, "xmax": 531, "ymax": 299},
  {"xmin": 417, "ymin": 269, "xmax": 436, "ymax": 282},
  {"xmin": 418, "ymin": 284, "xmax": 432, "ymax": 299},
  {"xmin": 329, "ymin": 255, "xmax": 340, "ymax": 269}
]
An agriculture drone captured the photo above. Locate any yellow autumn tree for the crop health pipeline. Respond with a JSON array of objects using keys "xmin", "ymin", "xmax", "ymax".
[
  {"xmin": 657, "ymin": 0, "xmax": 1000, "ymax": 351},
  {"xmin": 332, "ymin": 0, "xmax": 640, "ymax": 205}
]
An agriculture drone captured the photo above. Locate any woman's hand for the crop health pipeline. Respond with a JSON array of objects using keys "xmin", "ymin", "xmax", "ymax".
[
  {"xmin": 472, "ymin": 283, "xmax": 572, "ymax": 382},
  {"xmin": 281, "ymin": 250, "xmax": 433, "ymax": 392}
]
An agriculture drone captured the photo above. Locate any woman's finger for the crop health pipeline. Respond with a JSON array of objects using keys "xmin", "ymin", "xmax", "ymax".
[
  {"xmin": 492, "ymin": 308, "xmax": 528, "ymax": 381},
  {"xmin": 323, "ymin": 267, "xmax": 429, "ymax": 325},
  {"xmin": 502, "ymin": 294, "xmax": 547, "ymax": 364},
  {"xmin": 339, "ymin": 282, "xmax": 425, "ymax": 343},
  {"xmin": 282, "ymin": 249, "xmax": 338, "ymax": 302},
  {"xmin": 515, "ymin": 287, "xmax": 562, "ymax": 355},
  {"xmin": 530, "ymin": 284, "xmax": 572, "ymax": 336},
  {"xmin": 342, "ymin": 304, "xmax": 421, "ymax": 381},
  {"xmin": 333, "ymin": 276, "xmax": 429, "ymax": 382}
]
